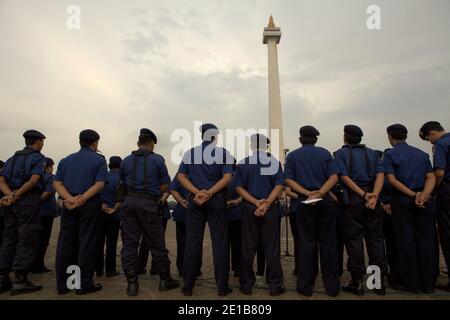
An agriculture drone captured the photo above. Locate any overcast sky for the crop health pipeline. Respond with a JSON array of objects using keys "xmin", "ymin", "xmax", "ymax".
[{"xmin": 1, "ymin": 0, "xmax": 449, "ymax": 176}]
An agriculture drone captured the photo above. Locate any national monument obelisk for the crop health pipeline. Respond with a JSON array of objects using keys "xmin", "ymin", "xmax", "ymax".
[{"xmin": 263, "ymin": 15, "xmax": 285, "ymax": 164}]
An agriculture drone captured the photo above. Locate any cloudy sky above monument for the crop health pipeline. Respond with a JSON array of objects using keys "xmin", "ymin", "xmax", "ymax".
[{"xmin": 1, "ymin": 0, "xmax": 449, "ymax": 175}]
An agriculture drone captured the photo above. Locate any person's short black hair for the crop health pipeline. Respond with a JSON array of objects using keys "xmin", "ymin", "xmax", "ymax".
[
  {"xmin": 344, "ymin": 133, "xmax": 362, "ymax": 145},
  {"xmin": 390, "ymin": 131, "xmax": 407, "ymax": 141},
  {"xmin": 80, "ymin": 141, "xmax": 94, "ymax": 148},
  {"xmin": 25, "ymin": 137, "xmax": 39, "ymax": 146},
  {"xmin": 138, "ymin": 134, "xmax": 155, "ymax": 145},
  {"xmin": 426, "ymin": 122, "xmax": 445, "ymax": 132},
  {"xmin": 300, "ymin": 136, "xmax": 318, "ymax": 145},
  {"xmin": 0, "ymin": 160, "xmax": 4, "ymax": 170}
]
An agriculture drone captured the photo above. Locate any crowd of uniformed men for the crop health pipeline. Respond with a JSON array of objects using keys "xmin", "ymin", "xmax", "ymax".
[{"xmin": 0, "ymin": 121, "xmax": 449, "ymax": 298}]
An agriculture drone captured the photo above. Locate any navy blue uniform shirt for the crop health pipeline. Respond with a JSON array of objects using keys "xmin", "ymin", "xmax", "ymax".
[
  {"xmin": 120, "ymin": 148, "xmax": 170, "ymax": 196},
  {"xmin": 101, "ymin": 169, "xmax": 122, "ymax": 220},
  {"xmin": 54, "ymin": 148, "xmax": 108, "ymax": 195},
  {"xmin": 233, "ymin": 151, "xmax": 284, "ymax": 200},
  {"xmin": 434, "ymin": 132, "xmax": 450, "ymax": 181},
  {"xmin": 40, "ymin": 172, "xmax": 58, "ymax": 217},
  {"xmin": 169, "ymin": 178, "xmax": 189, "ymax": 222},
  {"xmin": 383, "ymin": 142, "xmax": 433, "ymax": 191},
  {"xmin": 334, "ymin": 145, "xmax": 384, "ymax": 186},
  {"xmin": 285, "ymin": 144, "xmax": 339, "ymax": 190},
  {"xmin": 178, "ymin": 141, "xmax": 234, "ymax": 190},
  {"xmin": 1, "ymin": 147, "xmax": 46, "ymax": 190}
]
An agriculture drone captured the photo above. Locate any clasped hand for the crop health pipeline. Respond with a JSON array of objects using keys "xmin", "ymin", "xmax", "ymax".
[{"xmin": 63, "ymin": 195, "xmax": 86, "ymax": 210}]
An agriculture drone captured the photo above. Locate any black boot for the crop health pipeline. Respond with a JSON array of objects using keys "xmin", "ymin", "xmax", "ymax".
[
  {"xmin": 0, "ymin": 270, "xmax": 12, "ymax": 294},
  {"xmin": 343, "ymin": 279, "xmax": 364, "ymax": 296},
  {"xmin": 126, "ymin": 270, "xmax": 139, "ymax": 297},
  {"xmin": 10, "ymin": 271, "xmax": 42, "ymax": 295},
  {"xmin": 374, "ymin": 278, "xmax": 386, "ymax": 296},
  {"xmin": 159, "ymin": 276, "xmax": 180, "ymax": 291}
]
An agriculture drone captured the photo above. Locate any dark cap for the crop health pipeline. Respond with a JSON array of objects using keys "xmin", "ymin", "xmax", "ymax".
[
  {"xmin": 299, "ymin": 125, "xmax": 320, "ymax": 137},
  {"xmin": 200, "ymin": 123, "xmax": 219, "ymax": 134},
  {"xmin": 344, "ymin": 125, "xmax": 363, "ymax": 137},
  {"xmin": 139, "ymin": 128, "xmax": 157, "ymax": 144},
  {"xmin": 250, "ymin": 133, "xmax": 270, "ymax": 148},
  {"xmin": 79, "ymin": 129, "xmax": 100, "ymax": 143},
  {"xmin": 45, "ymin": 157, "xmax": 54, "ymax": 167},
  {"xmin": 386, "ymin": 124, "xmax": 408, "ymax": 136},
  {"xmin": 23, "ymin": 130, "xmax": 46, "ymax": 140},
  {"xmin": 419, "ymin": 121, "xmax": 443, "ymax": 140},
  {"xmin": 109, "ymin": 156, "xmax": 122, "ymax": 169}
]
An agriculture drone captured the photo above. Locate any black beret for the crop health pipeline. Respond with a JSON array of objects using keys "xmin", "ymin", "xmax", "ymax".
[
  {"xmin": 45, "ymin": 158, "xmax": 54, "ymax": 167},
  {"xmin": 109, "ymin": 156, "xmax": 122, "ymax": 168},
  {"xmin": 139, "ymin": 128, "xmax": 157, "ymax": 144},
  {"xmin": 344, "ymin": 124, "xmax": 363, "ymax": 137},
  {"xmin": 299, "ymin": 125, "xmax": 320, "ymax": 137},
  {"xmin": 386, "ymin": 124, "xmax": 408, "ymax": 136},
  {"xmin": 419, "ymin": 121, "xmax": 442, "ymax": 140},
  {"xmin": 200, "ymin": 123, "xmax": 219, "ymax": 135},
  {"xmin": 23, "ymin": 130, "xmax": 46, "ymax": 140},
  {"xmin": 79, "ymin": 129, "xmax": 100, "ymax": 143},
  {"xmin": 250, "ymin": 133, "xmax": 270, "ymax": 147}
]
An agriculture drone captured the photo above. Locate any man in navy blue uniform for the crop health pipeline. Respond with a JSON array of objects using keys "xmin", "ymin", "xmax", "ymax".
[
  {"xmin": 32, "ymin": 157, "xmax": 58, "ymax": 274},
  {"xmin": 118, "ymin": 128, "xmax": 179, "ymax": 296},
  {"xmin": 234, "ymin": 133, "xmax": 285, "ymax": 296},
  {"xmin": 334, "ymin": 125, "xmax": 387, "ymax": 296},
  {"xmin": 177, "ymin": 123, "xmax": 234, "ymax": 296},
  {"xmin": 0, "ymin": 130, "xmax": 46, "ymax": 295},
  {"xmin": 96, "ymin": 156, "xmax": 122, "ymax": 278},
  {"xmin": 285, "ymin": 125, "xmax": 341, "ymax": 297},
  {"xmin": 170, "ymin": 178, "xmax": 203, "ymax": 277},
  {"xmin": 137, "ymin": 191, "xmax": 171, "ymax": 275},
  {"xmin": 54, "ymin": 129, "xmax": 108, "ymax": 295},
  {"xmin": 419, "ymin": 121, "xmax": 450, "ymax": 292},
  {"xmin": 383, "ymin": 124, "xmax": 437, "ymax": 293}
]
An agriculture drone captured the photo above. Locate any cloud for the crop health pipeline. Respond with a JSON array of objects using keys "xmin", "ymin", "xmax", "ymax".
[{"xmin": 0, "ymin": 0, "xmax": 449, "ymax": 178}]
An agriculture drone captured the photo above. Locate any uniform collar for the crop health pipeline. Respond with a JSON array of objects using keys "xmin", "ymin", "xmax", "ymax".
[
  {"xmin": 439, "ymin": 132, "xmax": 450, "ymax": 141},
  {"xmin": 80, "ymin": 147, "xmax": 95, "ymax": 152},
  {"xmin": 393, "ymin": 141, "xmax": 407, "ymax": 148}
]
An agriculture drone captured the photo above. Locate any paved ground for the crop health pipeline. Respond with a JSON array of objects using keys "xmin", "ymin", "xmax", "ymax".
[{"xmin": 1, "ymin": 217, "xmax": 450, "ymax": 300}]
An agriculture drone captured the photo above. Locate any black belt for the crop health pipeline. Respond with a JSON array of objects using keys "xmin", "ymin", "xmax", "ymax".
[{"xmin": 127, "ymin": 191, "xmax": 159, "ymax": 201}]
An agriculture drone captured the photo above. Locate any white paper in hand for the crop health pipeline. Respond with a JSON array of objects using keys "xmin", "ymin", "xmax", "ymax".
[{"xmin": 302, "ymin": 198, "xmax": 323, "ymax": 204}]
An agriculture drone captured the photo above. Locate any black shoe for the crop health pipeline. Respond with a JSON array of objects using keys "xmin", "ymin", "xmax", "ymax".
[
  {"xmin": 181, "ymin": 287, "xmax": 193, "ymax": 296},
  {"xmin": 0, "ymin": 271, "xmax": 12, "ymax": 294},
  {"xmin": 106, "ymin": 272, "xmax": 120, "ymax": 278},
  {"xmin": 159, "ymin": 277, "xmax": 180, "ymax": 291},
  {"xmin": 270, "ymin": 287, "xmax": 285, "ymax": 296},
  {"xmin": 395, "ymin": 284, "xmax": 420, "ymax": 294},
  {"xmin": 343, "ymin": 280, "xmax": 364, "ymax": 296},
  {"xmin": 57, "ymin": 288, "xmax": 70, "ymax": 295},
  {"xmin": 297, "ymin": 289, "xmax": 313, "ymax": 297},
  {"xmin": 239, "ymin": 287, "xmax": 252, "ymax": 295},
  {"xmin": 218, "ymin": 288, "xmax": 232, "ymax": 296},
  {"xmin": 10, "ymin": 272, "xmax": 42, "ymax": 296},
  {"xmin": 125, "ymin": 270, "xmax": 139, "ymax": 296},
  {"xmin": 327, "ymin": 291, "xmax": 340, "ymax": 297},
  {"xmin": 436, "ymin": 282, "xmax": 450, "ymax": 292},
  {"xmin": 373, "ymin": 279, "xmax": 386, "ymax": 296},
  {"xmin": 75, "ymin": 283, "xmax": 102, "ymax": 295}
]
